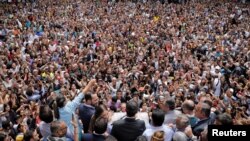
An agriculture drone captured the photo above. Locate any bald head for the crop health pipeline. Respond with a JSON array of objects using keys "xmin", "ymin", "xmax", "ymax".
[
  {"xmin": 195, "ymin": 103, "xmax": 211, "ymax": 120},
  {"xmin": 182, "ymin": 100, "xmax": 195, "ymax": 114},
  {"xmin": 50, "ymin": 121, "xmax": 67, "ymax": 137}
]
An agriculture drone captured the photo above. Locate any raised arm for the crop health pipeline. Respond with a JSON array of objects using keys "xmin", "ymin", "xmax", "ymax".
[
  {"xmin": 82, "ymin": 79, "xmax": 96, "ymax": 94},
  {"xmin": 68, "ymin": 79, "xmax": 97, "ymax": 110}
]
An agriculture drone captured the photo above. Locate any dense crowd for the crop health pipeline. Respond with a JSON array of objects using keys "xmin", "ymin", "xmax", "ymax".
[{"xmin": 0, "ymin": 0, "xmax": 249, "ymax": 141}]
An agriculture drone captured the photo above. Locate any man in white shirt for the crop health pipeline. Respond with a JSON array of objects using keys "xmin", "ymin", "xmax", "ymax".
[
  {"xmin": 163, "ymin": 99, "xmax": 181, "ymax": 125},
  {"xmin": 143, "ymin": 109, "xmax": 174, "ymax": 141},
  {"xmin": 211, "ymin": 66, "xmax": 222, "ymax": 97}
]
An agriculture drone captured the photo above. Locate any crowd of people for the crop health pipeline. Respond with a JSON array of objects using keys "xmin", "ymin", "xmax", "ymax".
[{"xmin": 0, "ymin": 0, "xmax": 250, "ymax": 141}]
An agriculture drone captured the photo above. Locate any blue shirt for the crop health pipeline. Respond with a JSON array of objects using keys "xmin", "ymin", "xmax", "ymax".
[
  {"xmin": 79, "ymin": 104, "xmax": 95, "ymax": 133},
  {"xmin": 59, "ymin": 93, "xmax": 84, "ymax": 140}
]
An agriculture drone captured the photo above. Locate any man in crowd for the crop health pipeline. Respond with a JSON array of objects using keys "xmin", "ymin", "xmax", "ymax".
[
  {"xmin": 47, "ymin": 120, "xmax": 71, "ymax": 141},
  {"xmin": 79, "ymin": 94, "xmax": 97, "ymax": 133},
  {"xmin": 163, "ymin": 99, "xmax": 181, "ymax": 124},
  {"xmin": 111, "ymin": 100, "xmax": 146, "ymax": 141},
  {"xmin": 173, "ymin": 114, "xmax": 197, "ymax": 141},
  {"xmin": 143, "ymin": 109, "xmax": 174, "ymax": 141},
  {"xmin": 192, "ymin": 103, "xmax": 212, "ymax": 137},
  {"xmin": 82, "ymin": 117, "xmax": 109, "ymax": 141},
  {"xmin": 182, "ymin": 100, "xmax": 198, "ymax": 127}
]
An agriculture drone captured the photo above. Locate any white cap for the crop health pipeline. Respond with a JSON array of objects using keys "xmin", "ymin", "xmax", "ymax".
[
  {"xmin": 163, "ymin": 71, "xmax": 170, "ymax": 76},
  {"xmin": 215, "ymin": 66, "xmax": 221, "ymax": 70},
  {"xmin": 229, "ymin": 88, "xmax": 234, "ymax": 93}
]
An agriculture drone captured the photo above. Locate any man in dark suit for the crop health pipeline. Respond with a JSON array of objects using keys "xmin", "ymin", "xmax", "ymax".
[
  {"xmin": 192, "ymin": 102, "xmax": 212, "ymax": 137},
  {"xmin": 79, "ymin": 94, "xmax": 96, "ymax": 133},
  {"xmin": 82, "ymin": 117, "xmax": 109, "ymax": 141},
  {"xmin": 87, "ymin": 50, "xmax": 97, "ymax": 62},
  {"xmin": 111, "ymin": 100, "xmax": 146, "ymax": 141}
]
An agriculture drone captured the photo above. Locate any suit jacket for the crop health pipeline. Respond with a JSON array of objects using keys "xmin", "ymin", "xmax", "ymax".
[
  {"xmin": 79, "ymin": 104, "xmax": 96, "ymax": 133},
  {"xmin": 82, "ymin": 133, "xmax": 106, "ymax": 141},
  {"xmin": 111, "ymin": 117, "xmax": 146, "ymax": 141},
  {"xmin": 87, "ymin": 54, "xmax": 97, "ymax": 62},
  {"xmin": 192, "ymin": 117, "xmax": 211, "ymax": 137}
]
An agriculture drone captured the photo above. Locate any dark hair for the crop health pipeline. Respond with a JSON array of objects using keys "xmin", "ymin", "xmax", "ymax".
[
  {"xmin": 152, "ymin": 109, "xmax": 165, "ymax": 126},
  {"xmin": 39, "ymin": 105, "xmax": 53, "ymax": 123},
  {"xmin": 26, "ymin": 118, "xmax": 36, "ymax": 130},
  {"xmin": 94, "ymin": 117, "xmax": 108, "ymax": 134},
  {"xmin": 17, "ymin": 124, "xmax": 22, "ymax": 133},
  {"xmin": 201, "ymin": 103, "xmax": 211, "ymax": 118},
  {"xmin": 216, "ymin": 113, "xmax": 233, "ymax": 125},
  {"xmin": 0, "ymin": 133, "xmax": 7, "ymax": 141},
  {"xmin": 2, "ymin": 119, "xmax": 10, "ymax": 130},
  {"xmin": 165, "ymin": 99, "xmax": 175, "ymax": 110},
  {"xmin": 53, "ymin": 95, "xmax": 66, "ymax": 119},
  {"xmin": 126, "ymin": 100, "xmax": 138, "ymax": 117},
  {"xmin": 85, "ymin": 94, "xmax": 92, "ymax": 101},
  {"xmin": 56, "ymin": 95, "xmax": 66, "ymax": 108},
  {"xmin": 117, "ymin": 90, "xmax": 122, "ymax": 93},
  {"xmin": 24, "ymin": 130, "xmax": 34, "ymax": 141},
  {"xmin": 90, "ymin": 104, "xmax": 108, "ymax": 132},
  {"xmin": 26, "ymin": 89, "xmax": 33, "ymax": 96},
  {"xmin": 110, "ymin": 105, "xmax": 117, "ymax": 112},
  {"xmin": 3, "ymin": 104, "xmax": 9, "ymax": 112},
  {"xmin": 94, "ymin": 104, "xmax": 108, "ymax": 119},
  {"xmin": 112, "ymin": 96, "xmax": 117, "ymax": 103}
]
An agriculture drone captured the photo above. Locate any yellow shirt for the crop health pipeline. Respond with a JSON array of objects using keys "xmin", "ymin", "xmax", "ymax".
[
  {"xmin": 41, "ymin": 72, "xmax": 47, "ymax": 78},
  {"xmin": 153, "ymin": 16, "xmax": 160, "ymax": 22},
  {"xmin": 50, "ymin": 72, "xmax": 55, "ymax": 79},
  {"xmin": 140, "ymin": 37, "xmax": 144, "ymax": 43}
]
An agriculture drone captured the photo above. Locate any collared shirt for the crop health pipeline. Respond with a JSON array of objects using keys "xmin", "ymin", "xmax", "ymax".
[
  {"xmin": 79, "ymin": 103, "xmax": 95, "ymax": 133},
  {"xmin": 59, "ymin": 93, "xmax": 84, "ymax": 139},
  {"xmin": 192, "ymin": 117, "xmax": 211, "ymax": 136},
  {"xmin": 143, "ymin": 125, "xmax": 174, "ymax": 141},
  {"xmin": 164, "ymin": 110, "xmax": 181, "ymax": 124},
  {"xmin": 39, "ymin": 121, "xmax": 51, "ymax": 140}
]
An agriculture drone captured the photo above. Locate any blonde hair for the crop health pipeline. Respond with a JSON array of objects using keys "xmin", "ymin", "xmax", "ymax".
[{"xmin": 151, "ymin": 131, "xmax": 165, "ymax": 141}]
